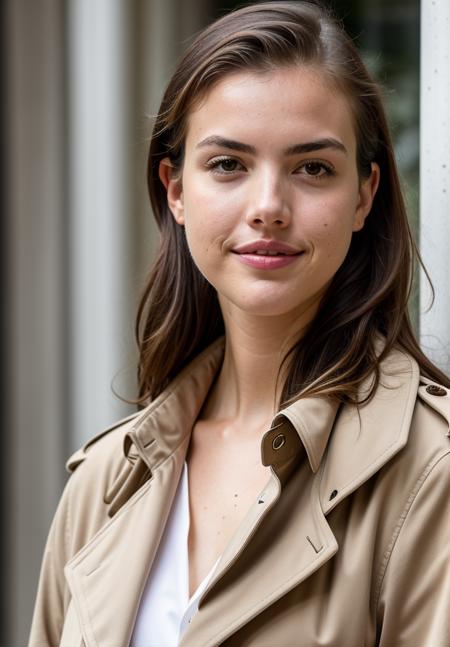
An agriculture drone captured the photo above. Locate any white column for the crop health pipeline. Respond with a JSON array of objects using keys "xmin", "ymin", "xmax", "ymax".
[
  {"xmin": 420, "ymin": 0, "xmax": 450, "ymax": 373},
  {"xmin": 68, "ymin": 0, "xmax": 135, "ymax": 450}
]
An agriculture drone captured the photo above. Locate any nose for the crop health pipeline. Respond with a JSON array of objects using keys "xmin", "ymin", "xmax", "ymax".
[{"xmin": 244, "ymin": 170, "xmax": 291, "ymax": 229}]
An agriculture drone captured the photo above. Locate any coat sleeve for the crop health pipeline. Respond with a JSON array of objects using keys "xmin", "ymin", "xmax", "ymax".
[
  {"xmin": 376, "ymin": 451, "xmax": 450, "ymax": 646},
  {"xmin": 28, "ymin": 476, "xmax": 73, "ymax": 647}
]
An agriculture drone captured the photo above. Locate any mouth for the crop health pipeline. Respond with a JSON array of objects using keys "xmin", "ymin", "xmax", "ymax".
[
  {"xmin": 238, "ymin": 249, "xmax": 298, "ymax": 256},
  {"xmin": 231, "ymin": 240, "xmax": 303, "ymax": 256},
  {"xmin": 231, "ymin": 243, "xmax": 303, "ymax": 270}
]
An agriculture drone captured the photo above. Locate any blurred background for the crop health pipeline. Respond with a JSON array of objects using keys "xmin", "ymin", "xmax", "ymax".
[{"xmin": 2, "ymin": 0, "xmax": 449, "ymax": 645}]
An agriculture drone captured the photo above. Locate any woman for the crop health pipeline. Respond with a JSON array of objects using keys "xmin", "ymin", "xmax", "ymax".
[{"xmin": 29, "ymin": 2, "xmax": 450, "ymax": 646}]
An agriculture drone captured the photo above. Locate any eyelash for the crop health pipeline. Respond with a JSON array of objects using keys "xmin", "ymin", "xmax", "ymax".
[
  {"xmin": 205, "ymin": 156, "xmax": 245, "ymax": 174},
  {"xmin": 204, "ymin": 155, "xmax": 335, "ymax": 178}
]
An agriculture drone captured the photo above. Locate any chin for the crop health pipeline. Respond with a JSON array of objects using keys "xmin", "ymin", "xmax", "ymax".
[{"xmin": 221, "ymin": 293, "xmax": 313, "ymax": 319}]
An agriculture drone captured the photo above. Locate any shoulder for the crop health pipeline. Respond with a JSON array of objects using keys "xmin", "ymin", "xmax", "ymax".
[
  {"xmin": 378, "ymin": 346, "xmax": 450, "ymax": 458},
  {"xmin": 375, "ymin": 377, "xmax": 450, "ymax": 632},
  {"xmin": 409, "ymin": 376, "xmax": 450, "ymax": 461},
  {"xmin": 416, "ymin": 376, "xmax": 450, "ymax": 431},
  {"xmin": 378, "ymin": 376, "xmax": 450, "ymax": 554},
  {"xmin": 396, "ymin": 374, "xmax": 450, "ymax": 505},
  {"xmin": 61, "ymin": 410, "xmax": 146, "ymax": 543}
]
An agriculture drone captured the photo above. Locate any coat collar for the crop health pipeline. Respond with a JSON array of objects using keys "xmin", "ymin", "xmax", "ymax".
[
  {"xmin": 320, "ymin": 348, "xmax": 419, "ymax": 514},
  {"xmin": 64, "ymin": 338, "xmax": 423, "ymax": 647},
  {"xmin": 124, "ymin": 338, "xmax": 419, "ymax": 484},
  {"xmin": 124, "ymin": 337, "xmax": 340, "ymax": 478},
  {"xmin": 123, "ymin": 337, "xmax": 224, "ymax": 473}
]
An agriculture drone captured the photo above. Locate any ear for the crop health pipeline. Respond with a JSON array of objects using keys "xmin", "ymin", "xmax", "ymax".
[
  {"xmin": 158, "ymin": 157, "xmax": 185, "ymax": 225},
  {"xmin": 352, "ymin": 162, "xmax": 380, "ymax": 232}
]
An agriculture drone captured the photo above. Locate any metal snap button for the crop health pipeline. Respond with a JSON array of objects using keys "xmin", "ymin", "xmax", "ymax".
[
  {"xmin": 272, "ymin": 433, "xmax": 286, "ymax": 450},
  {"xmin": 426, "ymin": 384, "xmax": 447, "ymax": 397}
]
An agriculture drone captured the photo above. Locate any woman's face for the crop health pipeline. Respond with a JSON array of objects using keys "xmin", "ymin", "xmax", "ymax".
[{"xmin": 160, "ymin": 66, "xmax": 379, "ymax": 322}]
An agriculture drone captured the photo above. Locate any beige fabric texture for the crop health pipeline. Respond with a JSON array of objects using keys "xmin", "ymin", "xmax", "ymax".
[{"xmin": 29, "ymin": 339, "xmax": 450, "ymax": 646}]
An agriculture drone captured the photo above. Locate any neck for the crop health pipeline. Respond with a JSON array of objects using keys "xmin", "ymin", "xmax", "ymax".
[{"xmin": 202, "ymin": 299, "xmax": 318, "ymax": 430}]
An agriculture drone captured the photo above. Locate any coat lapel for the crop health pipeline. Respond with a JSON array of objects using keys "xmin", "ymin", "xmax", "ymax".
[
  {"xmin": 320, "ymin": 349, "xmax": 419, "ymax": 513},
  {"xmin": 64, "ymin": 439, "xmax": 188, "ymax": 647},
  {"xmin": 63, "ymin": 340, "xmax": 225, "ymax": 647},
  {"xmin": 181, "ymin": 349, "xmax": 421, "ymax": 646},
  {"xmin": 181, "ymin": 452, "xmax": 338, "ymax": 647}
]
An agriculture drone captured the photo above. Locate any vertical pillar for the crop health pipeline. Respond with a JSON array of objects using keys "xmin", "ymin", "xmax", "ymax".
[
  {"xmin": 67, "ymin": 0, "xmax": 135, "ymax": 450},
  {"xmin": 420, "ymin": 0, "xmax": 450, "ymax": 373}
]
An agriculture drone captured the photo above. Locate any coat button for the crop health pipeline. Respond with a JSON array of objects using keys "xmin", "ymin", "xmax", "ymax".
[
  {"xmin": 272, "ymin": 433, "xmax": 286, "ymax": 450},
  {"xmin": 425, "ymin": 384, "xmax": 447, "ymax": 397}
]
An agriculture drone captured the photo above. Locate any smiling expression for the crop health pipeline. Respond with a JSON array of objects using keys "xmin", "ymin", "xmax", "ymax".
[{"xmin": 160, "ymin": 66, "xmax": 379, "ymax": 322}]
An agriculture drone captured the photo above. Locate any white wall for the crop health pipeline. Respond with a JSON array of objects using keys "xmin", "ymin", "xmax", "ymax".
[
  {"xmin": 67, "ymin": 0, "xmax": 135, "ymax": 451},
  {"xmin": 420, "ymin": 0, "xmax": 450, "ymax": 373}
]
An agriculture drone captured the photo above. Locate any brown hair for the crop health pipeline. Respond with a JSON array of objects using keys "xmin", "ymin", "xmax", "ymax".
[{"xmin": 136, "ymin": 0, "xmax": 449, "ymax": 405}]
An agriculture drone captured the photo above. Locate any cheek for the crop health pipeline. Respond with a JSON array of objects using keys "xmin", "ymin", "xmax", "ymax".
[
  {"xmin": 182, "ymin": 183, "xmax": 236, "ymax": 249},
  {"xmin": 182, "ymin": 205, "xmax": 225, "ymax": 275},
  {"xmin": 307, "ymin": 194, "xmax": 358, "ymax": 257}
]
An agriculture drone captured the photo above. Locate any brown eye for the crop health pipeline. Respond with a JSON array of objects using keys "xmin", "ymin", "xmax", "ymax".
[
  {"xmin": 297, "ymin": 160, "xmax": 334, "ymax": 179},
  {"xmin": 206, "ymin": 156, "xmax": 245, "ymax": 175},
  {"xmin": 304, "ymin": 162, "xmax": 324, "ymax": 176},
  {"xmin": 219, "ymin": 158, "xmax": 239, "ymax": 172}
]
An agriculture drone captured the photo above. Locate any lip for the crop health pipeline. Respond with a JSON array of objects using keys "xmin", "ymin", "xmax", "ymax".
[
  {"xmin": 232, "ymin": 239, "xmax": 302, "ymax": 255},
  {"xmin": 231, "ymin": 239, "xmax": 303, "ymax": 270},
  {"xmin": 235, "ymin": 254, "xmax": 301, "ymax": 269}
]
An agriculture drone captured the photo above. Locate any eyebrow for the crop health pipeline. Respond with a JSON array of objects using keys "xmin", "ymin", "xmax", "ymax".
[{"xmin": 196, "ymin": 135, "xmax": 347, "ymax": 155}]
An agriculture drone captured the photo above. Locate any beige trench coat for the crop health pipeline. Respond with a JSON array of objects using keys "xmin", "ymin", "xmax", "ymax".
[{"xmin": 29, "ymin": 339, "xmax": 450, "ymax": 646}]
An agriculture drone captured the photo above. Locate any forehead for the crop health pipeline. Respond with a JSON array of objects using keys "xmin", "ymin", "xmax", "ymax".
[{"xmin": 185, "ymin": 66, "xmax": 357, "ymax": 155}]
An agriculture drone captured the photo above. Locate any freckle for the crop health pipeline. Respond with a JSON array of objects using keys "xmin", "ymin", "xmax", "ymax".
[
  {"xmin": 234, "ymin": 493, "xmax": 238, "ymax": 497},
  {"xmin": 234, "ymin": 503, "xmax": 238, "ymax": 508},
  {"xmin": 203, "ymin": 506, "xmax": 208, "ymax": 510},
  {"xmin": 222, "ymin": 515, "xmax": 226, "ymax": 519}
]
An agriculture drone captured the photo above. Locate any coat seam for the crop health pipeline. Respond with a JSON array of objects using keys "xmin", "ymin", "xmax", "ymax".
[
  {"xmin": 64, "ymin": 479, "xmax": 153, "ymax": 647},
  {"xmin": 65, "ymin": 477, "xmax": 100, "ymax": 647},
  {"xmin": 65, "ymin": 481, "xmax": 71, "ymax": 581},
  {"xmin": 374, "ymin": 450, "xmax": 450, "ymax": 612}
]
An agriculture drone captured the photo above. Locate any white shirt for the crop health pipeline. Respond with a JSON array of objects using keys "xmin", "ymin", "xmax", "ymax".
[{"xmin": 130, "ymin": 463, "xmax": 219, "ymax": 646}]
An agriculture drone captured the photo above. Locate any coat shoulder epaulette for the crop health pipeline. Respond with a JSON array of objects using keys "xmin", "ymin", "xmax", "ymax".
[{"xmin": 417, "ymin": 376, "xmax": 450, "ymax": 435}]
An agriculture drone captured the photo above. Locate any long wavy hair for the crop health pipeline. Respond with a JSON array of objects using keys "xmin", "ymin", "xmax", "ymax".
[{"xmin": 136, "ymin": 0, "xmax": 449, "ymax": 406}]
